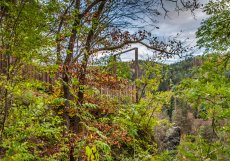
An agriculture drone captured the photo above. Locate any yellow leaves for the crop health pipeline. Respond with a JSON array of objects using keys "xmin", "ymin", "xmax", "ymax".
[
  {"xmin": 57, "ymin": 110, "xmax": 63, "ymax": 115},
  {"xmin": 85, "ymin": 145, "xmax": 99, "ymax": 161},
  {"xmin": 67, "ymin": 108, "xmax": 77, "ymax": 117},
  {"xmin": 53, "ymin": 87, "xmax": 62, "ymax": 98}
]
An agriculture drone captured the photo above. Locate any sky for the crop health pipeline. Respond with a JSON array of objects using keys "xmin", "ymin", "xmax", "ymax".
[{"xmin": 119, "ymin": 1, "xmax": 209, "ymax": 64}]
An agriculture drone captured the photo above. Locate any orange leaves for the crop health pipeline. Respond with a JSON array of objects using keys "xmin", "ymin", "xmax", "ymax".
[
  {"xmin": 58, "ymin": 63, "xmax": 81, "ymax": 78},
  {"xmin": 58, "ymin": 62, "xmax": 129, "ymax": 92},
  {"xmin": 94, "ymin": 123, "xmax": 132, "ymax": 147},
  {"xmin": 109, "ymin": 28, "xmax": 151, "ymax": 45},
  {"xmin": 70, "ymin": 122, "xmax": 132, "ymax": 148},
  {"xmin": 87, "ymin": 67, "xmax": 129, "ymax": 90}
]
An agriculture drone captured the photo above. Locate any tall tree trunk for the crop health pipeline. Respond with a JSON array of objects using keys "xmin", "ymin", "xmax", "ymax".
[
  {"xmin": 56, "ymin": 1, "xmax": 75, "ymax": 64},
  {"xmin": 61, "ymin": 1, "xmax": 81, "ymax": 160},
  {"xmin": 77, "ymin": 0, "xmax": 106, "ymax": 104},
  {"xmin": 61, "ymin": 1, "xmax": 106, "ymax": 160},
  {"xmin": 62, "ymin": 0, "xmax": 80, "ymax": 134},
  {"xmin": 63, "ymin": 72, "xmax": 71, "ymax": 131},
  {"xmin": 1, "ymin": 54, "xmax": 10, "ymax": 140},
  {"xmin": 77, "ymin": 63, "xmax": 87, "ymax": 105}
]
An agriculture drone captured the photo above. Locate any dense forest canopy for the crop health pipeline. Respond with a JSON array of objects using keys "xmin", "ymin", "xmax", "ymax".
[{"xmin": 0, "ymin": 0, "xmax": 229, "ymax": 160}]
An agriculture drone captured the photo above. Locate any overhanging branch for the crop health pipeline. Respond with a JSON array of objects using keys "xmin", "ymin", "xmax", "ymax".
[{"xmin": 94, "ymin": 40, "xmax": 175, "ymax": 55}]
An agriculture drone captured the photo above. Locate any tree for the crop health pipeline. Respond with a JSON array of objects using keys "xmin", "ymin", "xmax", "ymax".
[
  {"xmin": 196, "ymin": 0, "xmax": 230, "ymax": 52},
  {"xmin": 176, "ymin": 54, "xmax": 230, "ymax": 160},
  {"xmin": 174, "ymin": 0, "xmax": 230, "ymax": 159},
  {"xmin": 51, "ymin": 0, "xmax": 200, "ymax": 134},
  {"xmin": 0, "ymin": 0, "xmax": 54, "ymax": 136}
]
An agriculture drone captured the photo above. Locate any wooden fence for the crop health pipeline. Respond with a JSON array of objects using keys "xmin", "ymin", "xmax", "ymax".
[
  {"xmin": 0, "ymin": 54, "xmax": 136, "ymax": 101},
  {"xmin": 22, "ymin": 65, "xmax": 58, "ymax": 85},
  {"xmin": 99, "ymin": 84, "xmax": 137, "ymax": 102}
]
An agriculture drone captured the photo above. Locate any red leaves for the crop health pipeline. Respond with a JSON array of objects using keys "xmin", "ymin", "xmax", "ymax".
[
  {"xmin": 58, "ymin": 63, "xmax": 81, "ymax": 78},
  {"xmin": 109, "ymin": 29, "xmax": 149, "ymax": 45},
  {"xmin": 58, "ymin": 63, "xmax": 127, "ymax": 90},
  {"xmin": 94, "ymin": 123, "xmax": 132, "ymax": 147},
  {"xmin": 87, "ymin": 67, "xmax": 129, "ymax": 89}
]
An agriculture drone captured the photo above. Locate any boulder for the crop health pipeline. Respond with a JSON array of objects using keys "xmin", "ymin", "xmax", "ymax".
[
  {"xmin": 163, "ymin": 126, "xmax": 181, "ymax": 151},
  {"xmin": 154, "ymin": 125, "xmax": 181, "ymax": 152}
]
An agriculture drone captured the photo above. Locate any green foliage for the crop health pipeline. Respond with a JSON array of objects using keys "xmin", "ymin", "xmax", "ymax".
[
  {"xmin": 85, "ymin": 141, "xmax": 112, "ymax": 161},
  {"xmin": 94, "ymin": 140, "xmax": 112, "ymax": 161},
  {"xmin": 196, "ymin": 0, "xmax": 230, "ymax": 51},
  {"xmin": 0, "ymin": 1, "xmax": 54, "ymax": 61},
  {"xmin": 151, "ymin": 151, "xmax": 174, "ymax": 161},
  {"xmin": 83, "ymin": 103, "xmax": 99, "ymax": 109},
  {"xmin": 177, "ymin": 135, "xmax": 230, "ymax": 161},
  {"xmin": 1, "ymin": 92, "xmax": 64, "ymax": 161},
  {"xmin": 111, "ymin": 64, "xmax": 172, "ymax": 160},
  {"xmin": 0, "ymin": 0, "xmax": 229, "ymax": 160},
  {"xmin": 86, "ymin": 145, "xmax": 100, "ymax": 161},
  {"xmin": 175, "ymin": 54, "xmax": 230, "ymax": 160},
  {"xmin": 177, "ymin": 54, "xmax": 230, "ymax": 121},
  {"xmin": 95, "ymin": 55, "xmax": 133, "ymax": 79},
  {"xmin": 159, "ymin": 57, "xmax": 202, "ymax": 92}
]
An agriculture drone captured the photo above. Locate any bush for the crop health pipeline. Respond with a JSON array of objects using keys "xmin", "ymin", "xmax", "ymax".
[{"xmin": 1, "ymin": 94, "xmax": 65, "ymax": 161}]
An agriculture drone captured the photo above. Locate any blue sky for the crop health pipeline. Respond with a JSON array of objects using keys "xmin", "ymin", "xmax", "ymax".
[{"xmin": 119, "ymin": 2, "xmax": 209, "ymax": 64}]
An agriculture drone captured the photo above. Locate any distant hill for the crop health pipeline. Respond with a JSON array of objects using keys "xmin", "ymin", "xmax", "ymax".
[{"xmin": 159, "ymin": 56, "xmax": 203, "ymax": 91}]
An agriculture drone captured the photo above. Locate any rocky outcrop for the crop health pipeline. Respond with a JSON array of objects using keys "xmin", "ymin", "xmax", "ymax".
[
  {"xmin": 154, "ymin": 125, "xmax": 181, "ymax": 152},
  {"xmin": 163, "ymin": 126, "xmax": 181, "ymax": 151}
]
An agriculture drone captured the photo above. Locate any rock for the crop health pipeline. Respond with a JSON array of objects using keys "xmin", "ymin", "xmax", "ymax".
[
  {"xmin": 163, "ymin": 126, "xmax": 181, "ymax": 151},
  {"xmin": 154, "ymin": 126, "xmax": 181, "ymax": 152}
]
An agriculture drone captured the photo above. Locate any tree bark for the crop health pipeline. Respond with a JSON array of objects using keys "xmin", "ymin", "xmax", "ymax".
[
  {"xmin": 62, "ymin": 0, "xmax": 80, "ymax": 126},
  {"xmin": 77, "ymin": 0, "xmax": 106, "ymax": 104}
]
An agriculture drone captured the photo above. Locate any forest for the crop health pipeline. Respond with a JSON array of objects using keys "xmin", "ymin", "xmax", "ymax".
[{"xmin": 0, "ymin": 0, "xmax": 229, "ymax": 160}]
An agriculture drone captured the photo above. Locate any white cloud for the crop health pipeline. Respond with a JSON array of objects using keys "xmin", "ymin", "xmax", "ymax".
[
  {"xmin": 98, "ymin": 1, "xmax": 209, "ymax": 64},
  {"xmin": 120, "ymin": 7, "xmax": 209, "ymax": 64}
]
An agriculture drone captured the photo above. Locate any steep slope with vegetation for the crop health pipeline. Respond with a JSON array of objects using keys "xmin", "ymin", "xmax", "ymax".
[{"xmin": 0, "ymin": 0, "xmax": 229, "ymax": 160}]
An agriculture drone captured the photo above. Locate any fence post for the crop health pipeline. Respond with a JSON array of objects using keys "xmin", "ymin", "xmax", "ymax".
[{"xmin": 134, "ymin": 48, "xmax": 139, "ymax": 103}]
